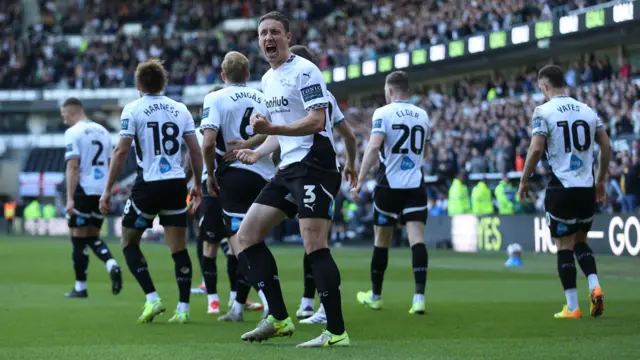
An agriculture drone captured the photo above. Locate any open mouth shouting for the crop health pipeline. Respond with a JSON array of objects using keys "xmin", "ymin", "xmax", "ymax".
[{"xmin": 265, "ymin": 43, "xmax": 277, "ymax": 57}]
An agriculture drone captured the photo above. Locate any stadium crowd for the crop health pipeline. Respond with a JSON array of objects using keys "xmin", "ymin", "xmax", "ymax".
[{"xmin": 1, "ymin": 0, "xmax": 611, "ymax": 89}]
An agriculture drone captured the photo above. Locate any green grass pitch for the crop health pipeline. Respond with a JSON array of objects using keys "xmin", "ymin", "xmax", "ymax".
[{"xmin": 1, "ymin": 236, "xmax": 639, "ymax": 359}]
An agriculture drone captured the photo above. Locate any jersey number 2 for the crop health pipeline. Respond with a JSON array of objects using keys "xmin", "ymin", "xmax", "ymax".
[
  {"xmin": 391, "ymin": 124, "xmax": 425, "ymax": 154},
  {"xmin": 147, "ymin": 122, "xmax": 180, "ymax": 156},
  {"xmin": 557, "ymin": 120, "xmax": 591, "ymax": 152},
  {"xmin": 91, "ymin": 140, "xmax": 104, "ymax": 166}
]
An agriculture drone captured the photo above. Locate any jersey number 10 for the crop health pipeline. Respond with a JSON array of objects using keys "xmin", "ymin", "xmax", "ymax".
[
  {"xmin": 391, "ymin": 124, "xmax": 425, "ymax": 155},
  {"xmin": 557, "ymin": 120, "xmax": 591, "ymax": 153},
  {"xmin": 147, "ymin": 122, "xmax": 180, "ymax": 156}
]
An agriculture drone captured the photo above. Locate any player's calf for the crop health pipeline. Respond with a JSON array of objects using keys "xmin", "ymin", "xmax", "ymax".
[
  {"xmin": 555, "ymin": 237, "xmax": 581, "ymax": 318},
  {"xmin": 574, "ymin": 239, "xmax": 604, "ymax": 317},
  {"xmin": 302, "ymin": 218, "xmax": 346, "ymax": 336},
  {"xmin": 407, "ymin": 221, "xmax": 428, "ymax": 314},
  {"xmin": 297, "ymin": 253, "xmax": 316, "ymax": 319},
  {"xmin": 65, "ymin": 237, "xmax": 89, "ymax": 298},
  {"xmin": 201, "ymin": 241, "xmax": 219, "ymax": 314}
]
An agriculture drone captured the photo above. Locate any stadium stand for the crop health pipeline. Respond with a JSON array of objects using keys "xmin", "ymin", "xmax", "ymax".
[{"xmin": 1, "ymin": 0, "xmax": 612, "ymax": 89}]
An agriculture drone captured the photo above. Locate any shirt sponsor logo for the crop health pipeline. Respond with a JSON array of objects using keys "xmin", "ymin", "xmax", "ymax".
[
  {"xmin": 202, "ymin": 107, "xmax": 210, "ymax": 119},
  {"xmin": 569, "ymin": 154, "xmax": 584, "ymax": 170},
  {"xmin": 373, "ymin": 119, "xmax": 383, "ymax": 129},
  {"xmin": 301, "ymin": 84, "xmax": 323, "ymax": 103},
  {"xmin": 93, "ymin": 168, "xmax": 105, "ymax": 180},
  {"xmin": 121, "ymin": 118, "xmax": 129, "ymax": 130},
  {"xmin": 159, "ymin": 157, "xmax": 172, "ymax": 174},
  {"xmin": 400, "ymin": 156, "xmax": 416, "ymax": 170},
  {"xmin": 66, "ymin": 144, "xmax": 73, "ymax": 153},
  {"xmin": 265, "ymin": 96, "xmax": 289, "ymax": 108}
]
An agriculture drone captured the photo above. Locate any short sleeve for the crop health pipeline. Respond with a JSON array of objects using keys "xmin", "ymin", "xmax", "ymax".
[
  {"xmin": 593, "ymin": 109, "xmax": 605, "ymax": 129},
  {"xmin": 371, "ymin": 109, "xmax": 386, "ymax": 135},
  {"xmin": 298, "ymin": 65, "xmax": 329, "ymax": 112},
  {"xmin": 331, "ymin": 99, "xmax": 345, "ymax": 127},
  {"xmin": 200, "ymin": 93, "xmax": 221, "ymax": 132},
  {"xmin": 119, "ymin": 105, "xmax": 136, "ymax": 138},
  {"xmin": 183, "ymin": 112, "xmax": 196, "ymax": 137},
  {"xmin": 531, "ymin": 107, "xmax": 548, "ymax": 137},
  {"xmin": 64, "ymin": 129, "xmax": 80, "ymax": 161}
]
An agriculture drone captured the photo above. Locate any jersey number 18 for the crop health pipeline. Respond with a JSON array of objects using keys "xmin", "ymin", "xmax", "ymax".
[{"xmin": 147, "ymin": 122, "xmax": 180, "ymax": 156}]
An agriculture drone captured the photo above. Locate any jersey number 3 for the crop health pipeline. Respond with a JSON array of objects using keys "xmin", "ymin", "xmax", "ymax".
[
  {"xmin": 147, "ymin": 122, "xmax": 180, "ymax": 156},
  {"xmin": 557, "ymin": 120, "xmax": 591, "ymax": 152},
  {"xmin": 391, "ymin": 124, "xmax": 425, "ymax": 155}
]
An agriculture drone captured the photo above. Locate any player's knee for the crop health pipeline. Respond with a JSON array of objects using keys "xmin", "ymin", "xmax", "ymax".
[
  {"xmin": 236, "ymin": 228, "xmax": 259, "ymax": 251},
  {"xmin": 555, "ymin": 237, "xmax": 575, "ymax": 250},
  {"xmin": 203, "ymin": 242, "xmax": 218, "ymax": 257}
]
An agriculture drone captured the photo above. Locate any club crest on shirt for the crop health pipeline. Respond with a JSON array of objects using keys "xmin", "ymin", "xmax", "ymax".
[{"xmin": 280, "ymin": 78, "xmax": 294, "ymax": 88}]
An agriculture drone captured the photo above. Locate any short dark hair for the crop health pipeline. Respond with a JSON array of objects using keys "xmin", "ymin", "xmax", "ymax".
[
  {"xmin": 135, "ymin": 59, "xmax": 168, "ymax": 95},
  {"xmin": 259, "ymin": 11, "xmax": 290, "ymax": 32},
  {"xmin": 538, "ymin": 65, "xmax": 565, "ymax": 88},
  {"xmin": 385, "ymin": 71, "xmax": 410, "ymax": 93},
  {"xmin": 290, "ymin": 45, "xmax": 315, "ymax": 63},
  {"xmin": 62, "ymin": 97, "xmax": 83, "ymax": 108}
]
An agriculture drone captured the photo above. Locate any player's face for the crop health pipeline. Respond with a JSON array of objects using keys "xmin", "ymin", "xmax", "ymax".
[
  {"xmin": 60, "ymin": 106, "xmax": 72, "ymax": 125},
  {"xmin": 258, "ymin": 19, "xmax": 291, "ymax": 65}
]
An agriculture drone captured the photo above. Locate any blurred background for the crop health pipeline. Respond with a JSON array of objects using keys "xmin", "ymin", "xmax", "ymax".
[{"xmin": 0, "ymin": 0, "xmax": 638, "ymax": 250}]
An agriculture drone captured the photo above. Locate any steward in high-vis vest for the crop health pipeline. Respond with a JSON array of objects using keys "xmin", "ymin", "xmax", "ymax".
[
  {"xmin": 494, "ymin": 174, "xmax": 516, "ymax": 215},
  {"xmin": 471, "ymin": 179, "xmax": 494, "ymax": 215},
  {"xmin": 448, "ymin": 172, "xmax": 471, "ymax": 216}
]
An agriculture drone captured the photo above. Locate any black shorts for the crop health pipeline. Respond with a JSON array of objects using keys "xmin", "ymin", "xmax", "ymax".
[
  {"xmin": 373, "ymin": 186, "xmax": 428, "ymax": 226},
  {"xmin": 67, "ymin": 186, "xmax": 104, "ymax": 228},
  {"xmin": 255, "ymin": 163, "xmax": 341, "ymax": 220},
  {"xmin": 218, "ymin": 167, "xmax": 267, "ymax": 236},
  {"xmin": 122, "ymin": 176, "xmax": 188, "ymax": 229},
  {"xmin": 544, "ymin": 187, "xmax": 595, "ymax": 238},
  {"xmin": 199, "ymin": 179, "xmax": 228, "ymax": 243}
]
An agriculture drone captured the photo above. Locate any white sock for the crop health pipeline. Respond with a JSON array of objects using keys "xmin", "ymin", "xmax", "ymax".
[
  {"xmin": 229, "ymin": 291, "xmax": 237, "ymax": 302},
  {"xmin": 75, "ymin": 281, "xmax": 87, "ymax": 291},
  {"xmin": 145, "ymin": 291, "xmax": 160, "ymax": 303},
  {"xmin": 207, "ymin": 294, "xmax": 219, "ymax": 304},
  {"xmin": 258, "ymin": 290, "xmax": 268, "ymax": 307},
  {"xmin": 413, "ymin": 294, "xmax": 425, "ymax": 303},
  {"xmin": 301, "ymin": 297, "xmax": 315, "ymax": 309},
  {"xmin": 316, "ymin": 304, "xmax": 325, "ymax": 314},
  {"xmin": 371, "ymin": 293, "xmax": 381, "ymax": 301},
  {"xmin": 565, "ymin": 288, "xmax": 579, "ymax": 311},
  {"xmin": 587, "ymin": 274, "xmax": 600, "ymax": 291},
  {"xmin": 177, "ymin": 302, "xmax": 189, "ymax": 313},
  {"xmin": 232, "ymin": 300, "xmax": 244, "ymax": 314},
  {"xmin": 105, "ymin": 259, "xmax": 118, "ymax": 272}
]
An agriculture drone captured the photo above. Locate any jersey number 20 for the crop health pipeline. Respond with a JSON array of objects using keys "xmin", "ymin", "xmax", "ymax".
[
  {"xmin": 391, "ymin": 124, "xmax": 425, "ymax": 155},
  {"xmin": 557, "ymin": 120, "xmax": 591, "ymax": 152},
  {"xmin": 147, "ymin": 122, "xmax": 180, "ymax": 156}
]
